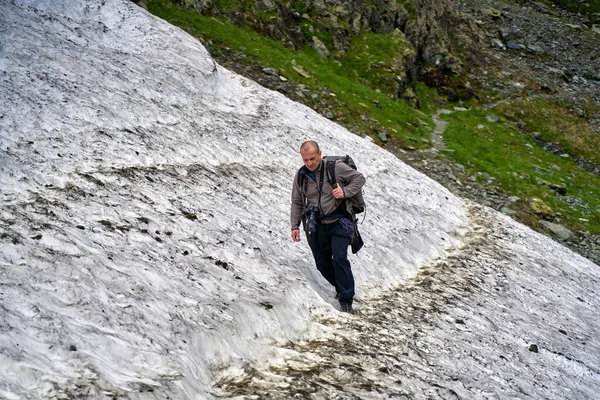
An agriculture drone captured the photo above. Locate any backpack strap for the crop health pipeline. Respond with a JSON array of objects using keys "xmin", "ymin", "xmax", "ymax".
[{"xmin": 325, "ymin": 159, "xmax": 337, "ymax": 188}]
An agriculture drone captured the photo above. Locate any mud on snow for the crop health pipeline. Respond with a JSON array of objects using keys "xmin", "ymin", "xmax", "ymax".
[{"xmin": 214, "ymin": 203, "xmax": 600, "ymax": 400}]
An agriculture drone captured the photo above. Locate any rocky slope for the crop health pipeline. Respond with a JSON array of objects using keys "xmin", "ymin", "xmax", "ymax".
[
  {"xmin": 416, "ymin": 0, "xmax": 600, "ymax": 262},
  {"xmin": 141, "ymin": 0, "xmax": 485, "ymax": 103}
]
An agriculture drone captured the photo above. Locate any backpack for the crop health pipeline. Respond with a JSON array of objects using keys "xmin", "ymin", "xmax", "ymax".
[
  {"xmin": 325, "ymin": 155, "xmax": 365, "ymax": 254},
  {"xmin": 323, "ymin": 155, "xmax": 366, "ymax": 215}
]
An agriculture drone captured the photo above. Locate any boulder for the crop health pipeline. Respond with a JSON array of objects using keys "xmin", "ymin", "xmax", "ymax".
[
  {"xmin": 483, "ymin": 8, "xmax": 502, "ymax": 19},
  {"xmin": 312, "ymin": 36, "xmax": 330, "ymax": 58},
  {"xmin": 529, "ymin": 198, "xmax": 554, "ymax": 218},
  {"xmin": 539, "ymin": 221, "xmax": 574, "ymax": 241},
  {"xmin": 292, "ymin": 65, "xmax": 311, "ymax": 78}
]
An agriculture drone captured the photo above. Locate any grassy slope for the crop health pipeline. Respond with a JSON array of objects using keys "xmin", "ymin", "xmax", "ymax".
[
  {"xmin": 145, "ymin": 0, "xmax": 600, "ymax": 235},
  {"xmin": 146, "ymin": 0, "xmax": 432, "ymax": 148},
  {"xmin": 544, "ymin": 0, "xmax": 600, "ymax": 15},
  {"xmin": 443, "ymin": 108, "xmax": 600, "ymax": 233}
]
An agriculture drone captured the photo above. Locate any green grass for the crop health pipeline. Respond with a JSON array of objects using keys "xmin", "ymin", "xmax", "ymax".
[
  {"xmin": 443, "ymin": 108, "xmax": 600, "ymax": 234},
  {"xmin": 145, "ymin": 0, "xmax": 432, "ymax": 147},
  {"xmin": 541, "ymin": 0, "xmax": 600, "ymax": 15},
  {"xmin": 344, "ymin": 32, "xmax": 415, "ymax": 97},
  {"xmin": 293, "ymin": 1, "xmax": 307, "ymax": 15},
  {"xmin": 494, "ymin": 97, "xmax": 600, "ymax": 165},
  {"xmin": 214, "ymin": 0, "xmax": 247, "ymax": 12}
]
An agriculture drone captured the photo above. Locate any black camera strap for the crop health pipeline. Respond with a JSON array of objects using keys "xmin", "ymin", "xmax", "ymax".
[
  {"xmin": 299, "ymin": 160, "xmax": 326, "ymax": 216},
  {"xmin": 317, "ymin": 160, "xmax": 326, "ymax": 215}
]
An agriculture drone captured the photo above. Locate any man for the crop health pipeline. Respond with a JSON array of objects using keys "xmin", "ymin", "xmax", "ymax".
[{"xmin": 290, "ymin": 141, "xmax": 366, "ymax": 314}]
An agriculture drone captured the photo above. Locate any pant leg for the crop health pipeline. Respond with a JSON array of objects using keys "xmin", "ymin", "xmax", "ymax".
[
  {"xmin": 307, "ymin": 230, "xmax": 337, "ymax": 290},
  {"xmin": 326, "ymin": 222, "xmax": 355, "ymax": 304}
]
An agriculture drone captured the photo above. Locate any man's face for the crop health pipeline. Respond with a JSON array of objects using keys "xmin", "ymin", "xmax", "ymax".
[{"xmin": 301, "ymin": 146, "xmax": 322, "ymax": 171}]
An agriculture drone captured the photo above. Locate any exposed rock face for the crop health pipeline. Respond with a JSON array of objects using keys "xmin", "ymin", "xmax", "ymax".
[
  {"xmin": 200, "ymin": 0, "xmax": 485, "ymax": 104},
  {"xmin": 176, "ymin": 0, "xmax": 215, "ymax": 13},
  {"xmin": 406, "ymin": 0, "xmax": 483, "ymax": 75},
  {"xmin": 406, "ymin": 0, "xmax": 484, "ymax": 101}
]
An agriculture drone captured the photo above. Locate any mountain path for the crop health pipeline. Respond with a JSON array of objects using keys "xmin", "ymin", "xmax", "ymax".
[
  {"xmin": 430, "ymin": 110, "xmax": 448, "ymax": 151},
  {"xmin": 213, "ymin": 201, "xmax": 600, "ymax": 399},
  {"xmin": 213, "ymin": 202, "xmax": 487, "ymax": 399}
]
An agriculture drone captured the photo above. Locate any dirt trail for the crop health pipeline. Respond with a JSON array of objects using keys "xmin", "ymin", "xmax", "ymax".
[
  {"xmin": 214, "ymin": 202, "xmax": 600, "ymax": 399},
  {"xmin": 430, "ymin": 110, "xmax": 448, "ymax": 151}
]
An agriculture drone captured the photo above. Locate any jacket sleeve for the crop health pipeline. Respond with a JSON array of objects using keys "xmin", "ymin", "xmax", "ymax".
[
  {"xmin": 335, "ymin": 160, "xmax": 366, "ymax": 198},
  {"xmin": 290, "ymin": 170, "xmax": 305, "ymax": 230}
]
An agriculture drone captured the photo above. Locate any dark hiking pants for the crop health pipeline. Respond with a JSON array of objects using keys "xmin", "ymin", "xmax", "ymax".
[{"xmin": 308, "ymin": 220, "xmax": 355, "ymax": 305}]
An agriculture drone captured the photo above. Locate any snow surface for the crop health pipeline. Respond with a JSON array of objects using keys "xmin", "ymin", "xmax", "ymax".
[
  {"xmin": 215, "ymin": 203, "xmax": 600, "ymax": 399},
  {"xmin": 0, "ymin": 1, "xmax": 598, "ymax": 399}
]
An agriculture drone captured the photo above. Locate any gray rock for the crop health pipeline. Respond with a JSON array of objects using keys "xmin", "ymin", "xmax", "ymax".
[
  {"xmin": 565, "ymin": 24, "xmax": 583, "ymax": 31},
  {"xmin": 378, "ymin": 130, "xmax": 389, "ymax": 142},
  {"xmin": 539, "ymin": 220, "xmax": 574, "ymax": 241},
  {"xmin": 528, "ymin": 344, "xmax": 539, "ymax": 353},
  {"xmin": 262, "ymin": 67, "xmax": 279, "ymax": 76},
  {"xmin": 312, "ymin": 36, "xmax": 330, "ymax": 58},
  {"xmin": 499, "ymin": 27, "xmax": 523, "ymax": 42},
  {"xmin": 531, "ymin": 2, "xmax": 549, "ymax": 12},
  {"xmin": 292, "ymin": 66, "xmax": 311, "ymax": 79},
  {"xmin": 491, "ymin": 38, "xmax": 505, "ymax": 49},
  {"xmin": 527, "ymin": 44, "xmax": 544, "ymax": 53},
  {"xmin": 486, "ymin": 115, "xmax": 500, "ymax": 123},
  {"xmin": 484, "ymin": 8, "xmax": 502, "ymax": 19},
  {"xmin": 548, "ymin": 67, "xmax": 564, "ymax": 75},
  {"xmin": 506, "ymin": 42, "xmax": 523, "ymax": 50},
  {"xmin": 501, "ymin": 207, "xmax": 517, "ymax": 216}
]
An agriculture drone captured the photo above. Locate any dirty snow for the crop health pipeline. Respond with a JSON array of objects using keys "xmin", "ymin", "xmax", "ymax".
[{"xmin": 0, "ymin": 1, "xmax": 598, "ymax": 399}]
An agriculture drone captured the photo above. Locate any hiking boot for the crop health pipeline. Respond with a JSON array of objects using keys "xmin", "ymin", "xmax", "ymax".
[{"xmin": 340, "ymin": 303, "xmax": 353, "ymax": 314}]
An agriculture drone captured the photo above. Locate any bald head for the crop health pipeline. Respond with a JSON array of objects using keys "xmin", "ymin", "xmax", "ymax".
[{"xmin": 300, "ymin": 140, "xmax": 320, "ymax": 153}]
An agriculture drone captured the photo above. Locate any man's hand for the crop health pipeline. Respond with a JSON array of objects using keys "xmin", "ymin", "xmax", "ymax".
[
  {"xmin": 332, "ymin": 184, "xmax": 345, "ymax": 199},
  {"xmin": 291, "ymin": 228, "xmax": 301, "ymax": 242}
]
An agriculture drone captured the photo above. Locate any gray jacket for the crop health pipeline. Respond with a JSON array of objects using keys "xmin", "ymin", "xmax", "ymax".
[{"xmin": 290, "ymin": 158, "xmax": 366, "ymax": 230}]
